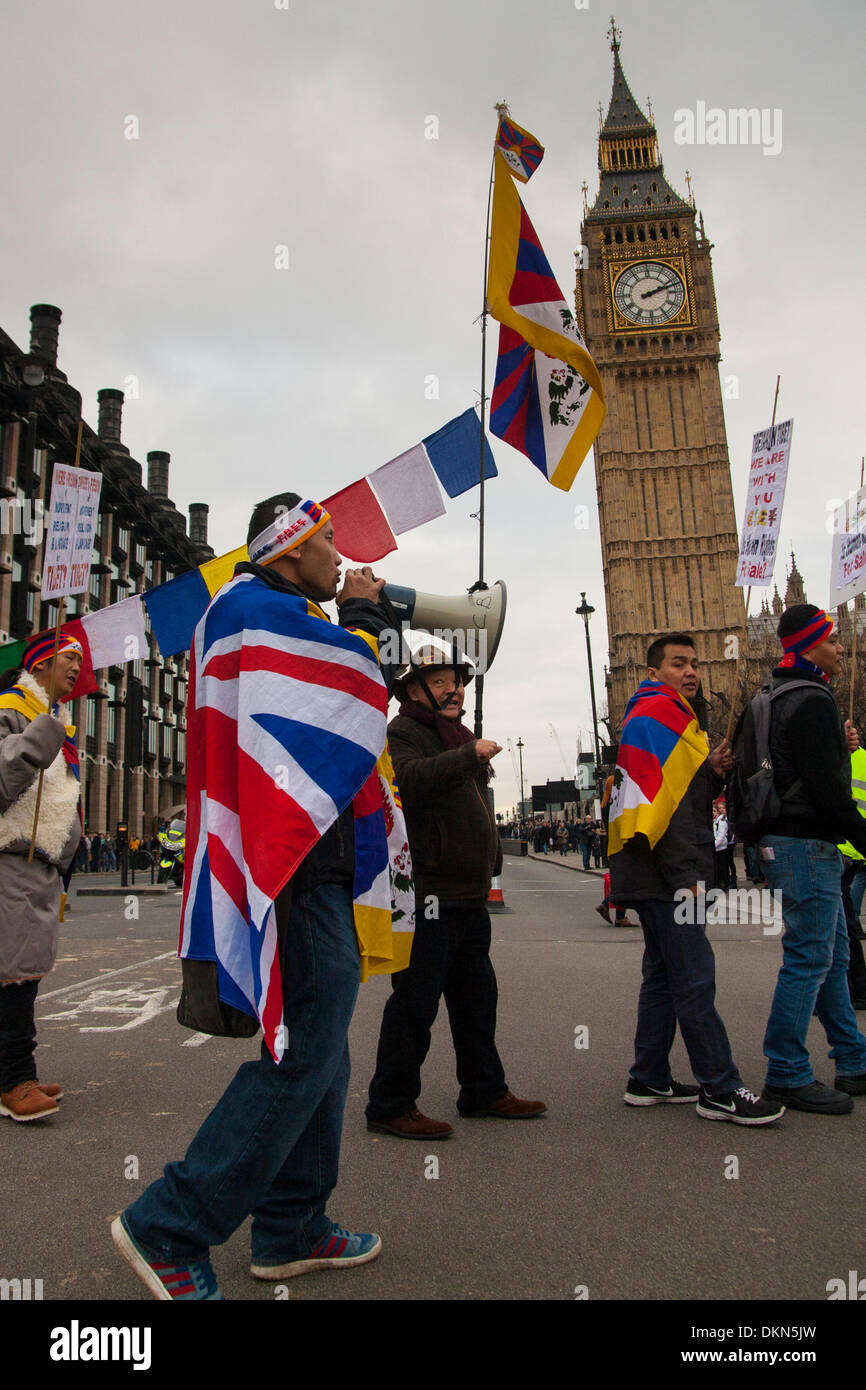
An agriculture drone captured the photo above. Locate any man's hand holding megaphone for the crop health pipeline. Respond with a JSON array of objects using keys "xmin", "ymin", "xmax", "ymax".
[{"xmin": 336, "ymin": 565, "xmax": 386, "ymax": 606}]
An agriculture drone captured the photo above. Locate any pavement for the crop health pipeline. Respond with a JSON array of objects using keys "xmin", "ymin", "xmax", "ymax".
[{"xmin": 2, "ymin": 854, "xmax": 863, "ymax": 1328}]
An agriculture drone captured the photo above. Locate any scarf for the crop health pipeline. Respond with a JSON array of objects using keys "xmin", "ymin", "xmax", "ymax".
[
  {"xmin": 398, "ymin": 698, "xmax": 493, "ymax": 782},
  {"xmin": 0, "ymin": 672, "xmax": 80, "ymax": 780}
]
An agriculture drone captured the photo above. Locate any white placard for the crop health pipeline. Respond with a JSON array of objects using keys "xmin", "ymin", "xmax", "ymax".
[
  {"xmin": 42, "ymin": 463, "xmax": 103, "ymax": 599},
  {"xmin": 828, "ymin": 487, "xmax": 866, "ymax": 609},
  {"xmin": 735, "ymin": 418, "xmax": 794, "ymax": 588}
]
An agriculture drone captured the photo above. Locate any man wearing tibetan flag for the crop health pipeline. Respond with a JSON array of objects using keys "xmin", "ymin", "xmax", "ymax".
[
  {"xmin": 487, "ymin": 131, "xmax": 606, "ymax": 490},
  {"xmin": 112, "ymin": 491, "xmax": 413, "ymax": 1301},
  {"xmin": 608, "ymin": 634, "xmax": 783, "ymax": 1127}
]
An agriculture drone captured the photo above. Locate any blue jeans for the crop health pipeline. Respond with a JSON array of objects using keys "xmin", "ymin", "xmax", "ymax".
[
  {"xmin": 123, "ymin": 881, "xmax": 361, "ymax": 1264},
  {"xmin": 632, "ymin": 899, "xmax": 741, "ymax": 1096},
  {"xmin": 759, "ymin": 836, "xmax": 866, "ymax": 1088},
  {"xmin": 849, "ymin": 865, "xmax": 866, "ymax": 922}
]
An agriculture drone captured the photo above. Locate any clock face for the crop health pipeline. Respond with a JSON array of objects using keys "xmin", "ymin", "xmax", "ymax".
[{"xmin": 613, "ymin": 261, "xmax": 686, "ymax": 326}]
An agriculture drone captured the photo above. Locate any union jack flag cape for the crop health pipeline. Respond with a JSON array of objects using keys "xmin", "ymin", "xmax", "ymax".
[
  {"xmin": 606, "ymin": 681, "xmax": 709, "ymax": 857},
  {"xmin": 178, "ymin": 572, "xmax": 415, "ymax": 1062}
]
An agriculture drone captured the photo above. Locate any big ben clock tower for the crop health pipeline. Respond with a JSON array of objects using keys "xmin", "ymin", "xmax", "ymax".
[{"xmin": 576, "ymin": 21, "xmax": 744, "ymax": 734}]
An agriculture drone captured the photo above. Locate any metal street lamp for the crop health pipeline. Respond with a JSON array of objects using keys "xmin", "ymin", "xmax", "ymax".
[
  {"xmin": 516, "ymin": 737, "xmax": 526, "ymax": 820},
  {"xmin": 575, "ymin": 592, "xmax": 602, "ymax": 795}
]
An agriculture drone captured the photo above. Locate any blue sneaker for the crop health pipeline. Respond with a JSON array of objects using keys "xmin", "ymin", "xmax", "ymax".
[
  {"xmin": 250, "ymin": 1222, "xmax": 382, "ymax": 1280},
  {"xmin": 111, "ymin": 1214, "xmax": 224, "ymax": 1300}
]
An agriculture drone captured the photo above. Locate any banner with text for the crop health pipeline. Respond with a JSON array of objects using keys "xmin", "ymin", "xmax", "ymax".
[
  {"xmin": 829, "ymin": 486, "xmax": 866, "ymax": 609},
  {"xmin": 41, "ymin": 464, "xmax": 103, "ymax": 599},
  {"xmin": 735, "ymin": 418, "xmax": 794, "ymax": 588}
]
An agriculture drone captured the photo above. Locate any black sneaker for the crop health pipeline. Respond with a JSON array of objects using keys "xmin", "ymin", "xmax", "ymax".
[
  {"xmin": 832, "ymin": 1074, "xmax": 866, "ymax": 1096},
  {"xmin": 624, "ymin": 1078, "xmax": 700, "ymax": 1106},
  {"xmin": 697, "ymin": 1086, "xmax": 784, "ymax": 1126},
  {"xmin": 762, "ymin": 1080, "xmax": 853, "ymax": 1114}
]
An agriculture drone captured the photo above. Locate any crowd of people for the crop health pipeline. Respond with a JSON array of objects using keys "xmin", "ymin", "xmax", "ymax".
[{"xmin": 2, "ymin": 491, "xmax": 866, "ymax": 1300}]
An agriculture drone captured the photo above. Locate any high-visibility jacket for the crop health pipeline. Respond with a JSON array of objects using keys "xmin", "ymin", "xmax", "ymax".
[{"xmin": 839, "ymin": 747, "xmax": 866, "ymax": 862}]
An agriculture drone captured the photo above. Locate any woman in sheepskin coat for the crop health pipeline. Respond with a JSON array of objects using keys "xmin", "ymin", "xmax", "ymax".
[{"xmin": 0, "ymin": 631, "xmax": 83, "ymax": 1121}]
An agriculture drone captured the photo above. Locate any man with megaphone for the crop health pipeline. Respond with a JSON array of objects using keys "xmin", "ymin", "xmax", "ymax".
[{"xmin": 366, "ymin": 630, "xmax": 546, "ymax": 1139}]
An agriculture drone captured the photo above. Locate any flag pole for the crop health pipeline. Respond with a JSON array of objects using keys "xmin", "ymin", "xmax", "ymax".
[
  {"xmin": 27, "ymin": 419, "xmax": 83, "ymax": 862},
  {"xmin": 472, "ymin": 104, "xmax": 507, "ymax": 738},
  {"xmin": 848, "ymin": 454, "xmax": 865, "ymax": 724},
  {"xmin": 725, "ymin": 375, "xmax": 781, "ymax": 744}
]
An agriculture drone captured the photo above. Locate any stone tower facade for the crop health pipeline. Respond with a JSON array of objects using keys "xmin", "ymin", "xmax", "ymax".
[{"xmin": 575, "ymin": 25, "xmax": 744, "ymax": 735}]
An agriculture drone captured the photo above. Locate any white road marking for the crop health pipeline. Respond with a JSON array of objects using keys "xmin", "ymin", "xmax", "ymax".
[
  {"xmin": 39, "ymin": 951, "xmax": 177, "ymax": 1001},
  {"xmin": 42, "ymin": 984, "xmax": 177, "ymax": 1033},
  {"xmin": 181, "ymin": 1031, "xmax": 213, "ymax": 1047}
]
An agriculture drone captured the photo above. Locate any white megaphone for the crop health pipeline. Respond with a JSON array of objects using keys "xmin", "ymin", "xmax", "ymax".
[{"xmin": 382, "ymin": 581, "xmax": 507, "ymax": 675}]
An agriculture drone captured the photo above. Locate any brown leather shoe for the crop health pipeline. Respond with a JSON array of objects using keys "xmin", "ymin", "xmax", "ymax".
[
  {"xmin": 36, "ymin": 1081, "xmax": 63, "ymax": 1099},
  {"xmin": 367, "ymin": 1108, "xmax": 454, "ymax": 1139},
  {"xmin": 463, "ymin": 1090, "xmax": 547, "ymax": 1119},
  {"xmin": 0, "ymin": 1080, "xmax": 59, "ymax": 1122}
]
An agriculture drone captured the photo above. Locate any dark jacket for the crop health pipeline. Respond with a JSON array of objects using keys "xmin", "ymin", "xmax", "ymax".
[
  {"xmin": 762, "ymin": 665, "xmax": 866, "ymax": 854},
  {"xmin": 387, "ymin": 712, "xmax": 502, "ymax": 901},
  {"xmin": 608, "ymin": 761, "xmax": 722, "ymax": 903},
  {"xmin": 234, "ymin": 560, "xmax": 401, "ymax": 889}
]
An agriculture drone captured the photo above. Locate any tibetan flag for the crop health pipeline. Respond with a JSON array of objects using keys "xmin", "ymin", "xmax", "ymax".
[
  {"xmin": 606, "ymin": 680, "xmax": 709, "ymax": 858},
  {"xmin": 144, "ymin": 545, "xmax": 248, "ymax": 657},
  {"xmin": 495, "ymin": 115, "xmax": 544, "ymax": 183},
  {"xmin": 322, "ymin": 478, "xmax": 397, "ymax": 563},
  {"xmin": 487, "ymin": 148, "xmax": 605, "ymax": 489},
  {"xmin": 0, "ymin": 596, "xmax": 149, "ymax": 701},
  {"xmin": 422, "ymin": 409, "xmax": 498, "ymax": 499}
]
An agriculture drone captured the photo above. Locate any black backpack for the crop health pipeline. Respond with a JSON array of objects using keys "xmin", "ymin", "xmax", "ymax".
[{"xmin": 728, "ymin": 680, "xmax": 819, "ymax": 842}]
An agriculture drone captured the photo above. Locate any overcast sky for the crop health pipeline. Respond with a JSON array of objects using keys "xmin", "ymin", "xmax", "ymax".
[{"xmin": 3, "ymin": 0, "xmax": 864, "ymax": 811}]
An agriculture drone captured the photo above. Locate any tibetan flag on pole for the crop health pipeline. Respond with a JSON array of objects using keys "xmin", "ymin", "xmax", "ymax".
[
  {"xmin": 606, "ymin": 681, "xmax": 709, "ymax": 858},
  {"xmin": 495, "ymin": 114, "xmax": 544, "ymax": 183},
  {"xmin": 487, "ymin": 147, "xmax": 605, "ymax": 490}
]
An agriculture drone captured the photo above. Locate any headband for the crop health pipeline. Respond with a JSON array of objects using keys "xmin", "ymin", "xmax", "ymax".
[
  {"xmin": 249, "ymin": 500, "xmax": 330, "ymax": 567},
  {"xmin": 23, "ymin": 631, "xmax": 84, "ymax": 671},
  {"xmin": 780, "ymin": 609, "xmax": 833, "ymax": 657}
]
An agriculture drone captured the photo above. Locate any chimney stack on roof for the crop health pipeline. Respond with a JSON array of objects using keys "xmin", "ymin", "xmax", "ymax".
[
  {"xmin": 29, "ymin": 304, "xmax": 62, "ymax": 368},
  {"xmin": 189, "ymin": 503, "xmax": 209, "ymax": 547},
  {"xmin": 147, "ymin": 450, "xmax": 170, "ymax": 498}
]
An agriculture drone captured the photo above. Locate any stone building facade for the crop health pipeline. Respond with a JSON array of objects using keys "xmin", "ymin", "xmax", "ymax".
[{"xmin": 0, "ymin": 304, "xmax": 214, "ymax": 839}]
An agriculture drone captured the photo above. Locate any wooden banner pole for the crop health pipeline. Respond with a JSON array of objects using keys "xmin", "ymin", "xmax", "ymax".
[
  {"xmin": 725, "ymin": 376, "xmax": 780, "ymax": 743},
  {"xmin": 26, "ymin": 419, "xmax": 83, "ymax": 862}
]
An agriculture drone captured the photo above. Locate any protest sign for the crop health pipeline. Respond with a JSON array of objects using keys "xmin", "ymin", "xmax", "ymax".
[
  {"xmin": 735, "ymin": 417, "xmax": 794, "ymax": 588},
  {"xmin": 42, "ymin": 463, "xmax": 102, "ymax": 598},
  {"xmin": 829, "ymin": 487, "xmax": 866, "ymax": 609}
]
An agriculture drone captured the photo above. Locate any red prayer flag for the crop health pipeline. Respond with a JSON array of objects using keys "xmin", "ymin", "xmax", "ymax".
[{"xmin": 323, "ymin": 478, "xmax": 398, "ymax": 563}]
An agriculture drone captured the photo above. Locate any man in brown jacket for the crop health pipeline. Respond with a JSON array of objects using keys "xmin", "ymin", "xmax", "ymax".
[{"xmin": 366, "ymin": 634, "xmax": 546, "ymax": 1138}]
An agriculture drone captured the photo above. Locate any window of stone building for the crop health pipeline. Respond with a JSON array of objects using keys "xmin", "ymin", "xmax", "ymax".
[
  {"xmin": 147, "ymin": 720, "xmax": 158, "ymax": 757},
  {"xmin": 176, "ymin": 731, "xmax": 186, "ymax": 768},
  {"xmin": 161, "ymin": 725, "xmax": 171, "ymax": 762},
  {"xmin": 107, "ymin": 682, "xmax": 117, "ymax": 745}
]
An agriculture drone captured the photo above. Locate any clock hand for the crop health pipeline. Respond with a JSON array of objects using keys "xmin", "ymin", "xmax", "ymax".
[{"xmin": 639, "ymin": 284, "xmax": 670, "ymax": 301}]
